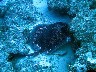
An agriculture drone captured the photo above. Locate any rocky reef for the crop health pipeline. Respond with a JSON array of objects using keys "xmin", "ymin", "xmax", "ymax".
[
  {"xmin": 69, "ymin": 1, "xmax": 96, "ymax": 72},
  {"xmin": 0, "ymin": 0, "xmax": 44, "ymax": 71},
  {"xmin": 47, "ymin": 0, "xmax": 93, "ymax": 16},
  {"xmin": 0, "ymin": 0, "xmax": 96, "ymax": 72},
  {"xmin": 47, "ymin": 0, "xmax": 96, "ymax": 71},
  {"xmin": 69, "ymin": 9, "xmax": 96, "ymax": 72}
]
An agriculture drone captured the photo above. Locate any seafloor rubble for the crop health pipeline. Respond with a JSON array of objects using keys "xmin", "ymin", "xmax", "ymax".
[
  {"xmin": 0, "ymin": 0, "xmax": 44, "ymax": 71},
  {"xmin": 69, "ymin": 2, "xmax": 96, "ymax": 72},
  {"xmin": 0, "ymin": 0, "xmax": 96, "ymax": 72},
  {"xmin": 69, "ymin": 9, "xmax": 96, "ymax": 71}
]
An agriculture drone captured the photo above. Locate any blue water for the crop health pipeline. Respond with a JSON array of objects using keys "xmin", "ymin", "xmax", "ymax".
[{"xmin": 0, "ymin": 0, "xmax": 2, "ymax": 2}]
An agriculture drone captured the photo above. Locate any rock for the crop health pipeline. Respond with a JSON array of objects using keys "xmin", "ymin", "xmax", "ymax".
[
  {"xmin": 47, "ymin": 0, "xmax": 70, "ymax": 15},
  {"xmin": 0, "ymin": 6, "xmax": 8, "ymax": 18},
  {"xmin": 87, "ymin": 69, "xmax": 96, "ymax": 72},
  {"xmin": 47, "ymin": 0, "xmax": 93, "ymax": 17},
  {"xmin": 90, "ymin": 0, "xmax": 96, "ymax": 9},
  {"xmin": 0, "ymin": 25, "xmax": 9, "ymax": 32},
  {"xmin": 69, "ymin": 6, "xmax": 96, "ymax": 72}
]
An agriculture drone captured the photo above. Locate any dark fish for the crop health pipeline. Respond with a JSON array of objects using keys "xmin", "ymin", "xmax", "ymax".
[
  {"xmin": 28, "ymin": 22, "xmax": 71, "ymax": 54},
  {"xmin": 8, "ymin": 22, "xmax": 74, "ymax": 61}
]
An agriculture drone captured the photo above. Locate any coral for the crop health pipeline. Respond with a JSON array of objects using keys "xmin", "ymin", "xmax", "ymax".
[
  {"xmin": 69, "ymin": 2, "xmax": 96, "ymax": 71},
  {"xmin": 47, "ymin": 0, "xmax": 93, "ymax": 16},
  {"xmin": 0, "ymin": 0, "xmax": 45, "ymax": 71},
  {"xmin": 90, "ymin": 0, "xmax": 96, "ymax": 9},
  {"xmin": 1, "ymin": 0, "xmax": 96, "ymax": 71},
  {"xmin": 70, "ymin": 9, "xmax": 96, "ymax": 42},
  {"xmin": 47, "ymin": 0, "xmax": 70, "ymax": 14},
  {"xmin": 0, "ymin": 0, "xmax": 44, "ymax": 54}
]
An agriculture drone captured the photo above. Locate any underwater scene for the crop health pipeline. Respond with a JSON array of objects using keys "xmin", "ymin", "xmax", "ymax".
[{"xmin": 0, "ymin": 0, "xmax": 96, "ymax": 72}]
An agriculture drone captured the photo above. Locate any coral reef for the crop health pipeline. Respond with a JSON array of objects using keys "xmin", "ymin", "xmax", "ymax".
[
  {"xmin": 0, "ymin": 0, "xmax": 44, "ymax": 71},
  {"xmin": 47, "ymin": 1, "xmax": 96, "ymax": 71},
  {"xmin": 90, "ymin": 0, "xmax": 96, "ymax": 9},
  {"xmin": 0, "ymin": 0, "xmax": 96, "ymax": 72},
  {"xmin": 47, "ymin": 0, "xmax": 93, "ymax": 16},
  {"xmin": 47, "ymin": 0, "xmax": 70, "ymax": 15},
  {"xmin": 69, "ymin": 4, "xmax": 96, "ymax": 72}
]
